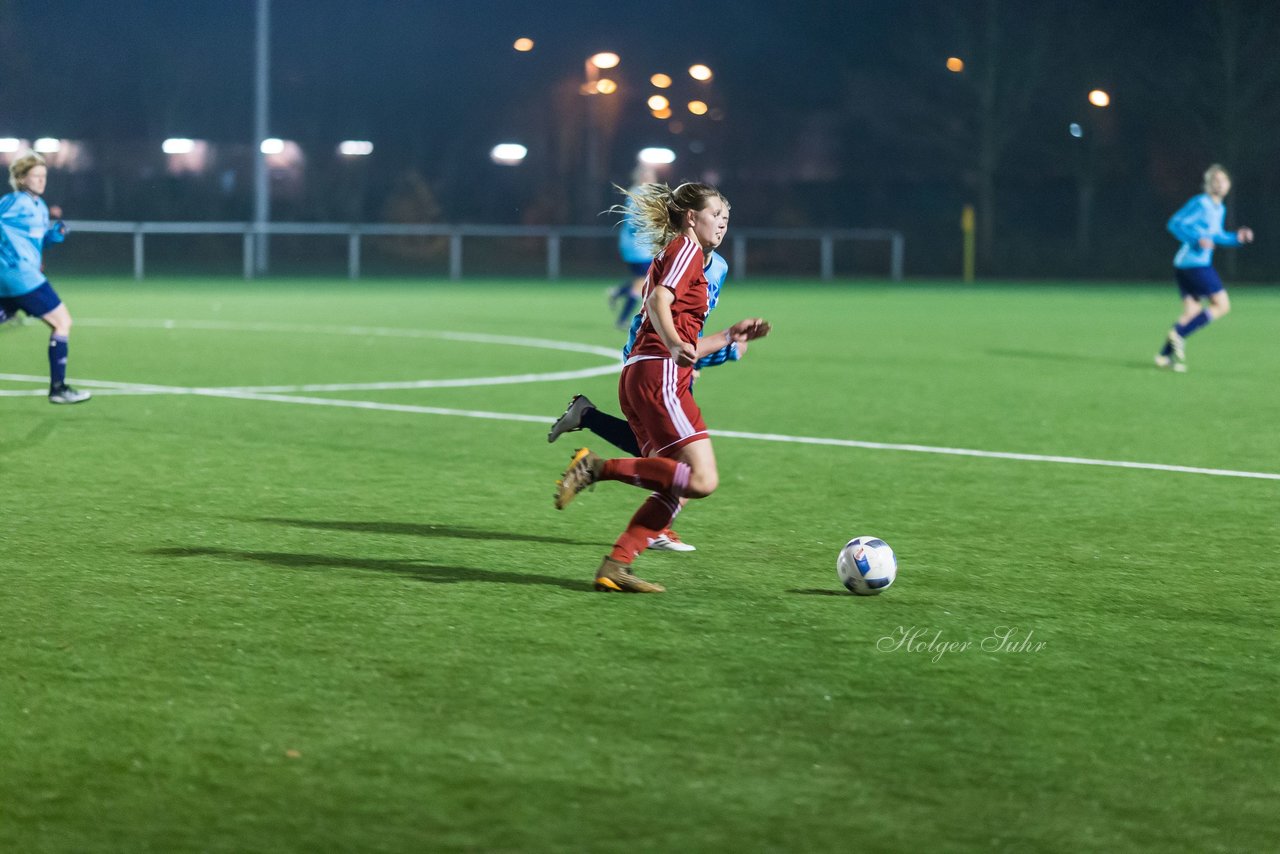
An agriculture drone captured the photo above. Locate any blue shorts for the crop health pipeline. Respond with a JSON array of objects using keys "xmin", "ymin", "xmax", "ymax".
[
  {"xmin": 0, "ymin": 281, "xmax": 62, "ymax": 319},
  {"xmin": 625, "ymin": 261, "xmax": 650, "ymax": 277},
  {"xmin": 1175, "ymin": 266, "xmax": 1224, "ymax": 300}
]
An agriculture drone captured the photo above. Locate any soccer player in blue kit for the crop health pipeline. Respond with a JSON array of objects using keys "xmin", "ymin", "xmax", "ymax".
[
  {"xmin": 0, "ymin": 151, "xmax": 90, "ymax": 403},
  {"xmin": 607, "ymin": 164, "xmax": 659, "ymax": 329},
  {"xmin": 1155, "ymin": 164, "xmax": 1254, "ymax": 372},
  {"xmin": 550, "ymin": 197, "xmax": 755, "ymax": 552}
]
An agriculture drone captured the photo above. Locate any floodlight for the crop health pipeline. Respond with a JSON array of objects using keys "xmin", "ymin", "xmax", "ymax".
[
  {"xmin": 338, "ymin": 140, "xmax": 374, "ymax": 156},
  {"xmin": 638, "ymin": 147, "xmax": 676, "ymax": 165},
  {"xmin": 490, "ymin": 143, "xmax": 528, "ymax": 165}
]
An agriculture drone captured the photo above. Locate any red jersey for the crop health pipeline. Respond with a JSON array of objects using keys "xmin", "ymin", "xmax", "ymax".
[{"xmin": 627, "ymin": 235, "xmax": 709, "ymax": 360}]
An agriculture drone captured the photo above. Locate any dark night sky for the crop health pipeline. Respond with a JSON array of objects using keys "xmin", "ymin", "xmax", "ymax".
[{"xmin": 6, "ymin": 1, "xmax": 876, "ymax": 140}]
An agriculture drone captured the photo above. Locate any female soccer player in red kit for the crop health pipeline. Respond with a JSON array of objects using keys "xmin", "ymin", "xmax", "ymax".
[{"xmin": 554, "ymin": 182, "xmax": 771, "ymax": 592}]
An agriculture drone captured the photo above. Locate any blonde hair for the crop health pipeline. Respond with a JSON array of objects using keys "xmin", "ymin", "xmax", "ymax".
[
  {"xmin": 9, "ymin": 151, "xmax": 46, "ymax": 192},
  {"xmin": 613, "ymin": 182, "xmax": 727, "ymax": 251},
  {"xmin": 1203, "ymin": 163, "xmax": 1230, "ymax": 188}
]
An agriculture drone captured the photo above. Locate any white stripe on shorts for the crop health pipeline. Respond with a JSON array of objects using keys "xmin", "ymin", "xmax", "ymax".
[{"xmin": 663, "ymin": 359, "xmax": 696, "ymax": 439}]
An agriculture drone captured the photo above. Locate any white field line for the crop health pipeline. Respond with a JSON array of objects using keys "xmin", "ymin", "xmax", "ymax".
[
  {"xmin": 73, "ymin": 318, "xmax": 623, "ymax": 359},
  {"xmin": 5, "ymin": 317, "xmax": 1278, "ymax": 481},
  {"xmin": 3, "ymin": 372, "xmax": 1278, "ymax": 481}
]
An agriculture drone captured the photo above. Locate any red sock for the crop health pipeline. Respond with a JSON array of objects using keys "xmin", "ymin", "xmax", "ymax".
[
  {"xmin": 600, "ymin": 458, "xmax": 690, "ymax": 497},
  {"xmin": 609, "ymin": 493, "xmax": 681, "ymax": 563}
]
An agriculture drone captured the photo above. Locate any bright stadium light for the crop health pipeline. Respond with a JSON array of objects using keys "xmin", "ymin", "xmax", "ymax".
[
  {"xmin": 650, "ymin": 73, "xmax": 672, "ymax": 89},
  {"xmin": 946, "ymin": 57, "xmax": 965, "ymax": 73},
  {"xmin": 164, "ymin": 139, "xmax": 210, "ymax": 175},
  {"xmin": 638, "ymin": 147, "xmax": 676, "ymax": 165},
  {"xmin": 0, "ymin": 138, "xmax": 22, "ymax": 153},
  {"xmin": 34, "ymin": 138, "xmax": 61, "ymax": 153},
  {"xmin": 490, "ymin": 143, "xmax": 528, "ymax": 165},
  {"xmin": 647, "ymin": 95, "xmax": 670, "ymax": 111},
  {"xmin": 595, "ymin": 78, "xmax": 617, "ymax": 94},
  {"xmin": 688, "ymin": 64, "xmax": 713, "ymax": 81},
  {"xmin": 687, "ymin": 100, "xmax": 709, "ymax": 116},
  {"xmin": 338, "ymin": 140, "xmax": 374, "ymax": 156},
  {"xmin": 1069, "ymin": 123, "xmax": 1084, "ymax": 138},
  {"xmin": 590, "ymin": 52, "xmax": 620, "ymax": 70},
  {"xmin": 260, "ymin": 137, "xmax": 285, "ymax": 154},
  {"xmin": 651, "ymin": 107, "xmax": 673, "ymax": 120},
  {"xmin": 1088, "ymin": 89, "xmax": 1111, "ymax": 107},
  {"xmin": 513, "ymin": 37, "xmax": 534, "ymax": 52}
]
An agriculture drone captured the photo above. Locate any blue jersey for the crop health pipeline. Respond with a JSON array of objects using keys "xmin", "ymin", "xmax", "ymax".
[
  {"xmin": 622, "ymin": 249, "xmax": 738, "ymax": 368},
  {"xmin": 1168, "ymin": 193, "xmax": 1239, "ymax": 269},
  {"xmin": 617, "ymin": 191, "xmax": 654, "ymax": 265},
  {"xmin": 0, "ymin": 191, "xmax": 66, "ymax": 296}
]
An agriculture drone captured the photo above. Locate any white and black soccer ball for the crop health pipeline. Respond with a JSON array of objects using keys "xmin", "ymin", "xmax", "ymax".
[{"xmin": 836, "ymin": 536, "xmax": 897, "ymax": 595}]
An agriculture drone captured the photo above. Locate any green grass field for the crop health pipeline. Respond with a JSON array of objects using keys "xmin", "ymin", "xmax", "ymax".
[{"xmin": 2, "ymin": 276, "xmax": 1278, "ymax": 853}]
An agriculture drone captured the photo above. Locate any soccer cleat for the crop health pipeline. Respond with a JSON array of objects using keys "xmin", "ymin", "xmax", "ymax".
[
  {"xmin": 648, "ymin": 529, "xmax": 696, "ymax": 552},
  {"xmin": 1154, "ymin": 353, "xmax": 1186, "ymax": 373},
  {"xmin": 593, "ymin": 556, "xmax": 665, "ymax": 593},
  {"xmin": 48, "ymin": 383, "xmax": 92, "ymax": 404},
  {"xmin": 555, "ymin": 448, "xmax": 603, "ymax": 509},
  {"xmin": 548, "ymin": 394, "xmax": 596, "ymax": 443}
]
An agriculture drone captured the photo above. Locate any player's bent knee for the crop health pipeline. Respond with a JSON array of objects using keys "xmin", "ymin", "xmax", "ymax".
[{"xmin": 685, "ymin": 470, "xmax": 719, "ymax": 498}]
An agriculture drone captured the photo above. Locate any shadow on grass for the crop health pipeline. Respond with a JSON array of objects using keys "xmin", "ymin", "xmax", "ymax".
[
  {"xmin": 251, "ymin": 517, "xmax": 594, "ymax": 547},
  {"xmin": 150, "ymin": 546, "xmax": 587, "ymax": 591},
  {"xmin": 787, "ymin": 588, "xmax": 854, "ymax": 597},
  {"xmin": 985, "ymin": 348, "xmax": 1151, "ymax": 371}
]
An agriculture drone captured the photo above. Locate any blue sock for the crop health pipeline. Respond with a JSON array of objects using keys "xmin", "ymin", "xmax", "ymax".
[
  {"xmin": 582, "ymin": 408, "xmax": 642, "ymax": 456},
  {"xmin": 617, "ymin": 293, "xmax": 639, "ymax": 326},
  {"xmin": 1174, "ymin": 310, "xmax": 1212, "ymax": 339},
  {"xmin": 49, "ymin": 335, "xmax": 68, "ymax": 388}
]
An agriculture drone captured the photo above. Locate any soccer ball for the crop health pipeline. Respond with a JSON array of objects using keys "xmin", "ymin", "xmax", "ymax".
[{"xmin": 837, "ymin": 537, "xmax": 897, "ymax": 595}]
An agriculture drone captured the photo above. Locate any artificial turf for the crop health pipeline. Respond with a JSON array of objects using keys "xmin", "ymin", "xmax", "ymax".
[{"xmin": 2, "ymin": 277, "xmax": 1277, "ymax": 852}]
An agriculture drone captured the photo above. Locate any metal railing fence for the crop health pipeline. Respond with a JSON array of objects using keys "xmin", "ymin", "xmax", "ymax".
[{"xmin": 63, "ymin": 221, "xmax": 905, "ymax": 281}]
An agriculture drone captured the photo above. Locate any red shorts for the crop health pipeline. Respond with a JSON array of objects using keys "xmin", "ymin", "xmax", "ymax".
[{"xmin": 618, "ymin": 357, "xmax": 708, "ymax": 458}]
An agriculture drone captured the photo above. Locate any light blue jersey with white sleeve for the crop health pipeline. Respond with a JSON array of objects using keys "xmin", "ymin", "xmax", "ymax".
[
  {"xmin": 0, "ymin": 191, "xmax": 66, "ymax": 296},
  {"xmin": 622, "ymin": 249, "xmax": 738, "ymax": 368},
  {"xmin": 1168, "ymin": 193, "xmax": 1239, "ymax": 269},
  {"xmin": 617, "ymin": 192, "xmax": 654, "ymax": 264}
]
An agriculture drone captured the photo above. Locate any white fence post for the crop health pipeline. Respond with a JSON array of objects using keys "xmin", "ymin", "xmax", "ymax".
[
  {"xmin": 547, "ymin": 233, "xmax": 561, "ymax": 280},
  {"xmin": 243, "ymin": 231, "xmax": 255, "ymax": 280},
  {"xmin": 820, "ymin": 235, "xmax": 834, "ymax": 281},
  {"xmin": 133, "ymin": 228, "xmax": 145, "ymax": 281},
  {"xmin": 348, "ymin": 231, "xmax": 361, "ymax": 280},
  {"xmin": 449, "ymin": 232, "xmax": 463, "ymax": 281}
]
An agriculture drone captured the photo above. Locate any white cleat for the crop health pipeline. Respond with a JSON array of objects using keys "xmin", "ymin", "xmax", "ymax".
[
  {"xmin": 48, "ymin": 383, "xmax": 92, "ymax": 404},
  {"xmin": 648, "ymin": 531, "xmax": 696, "ymax": 552}
]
